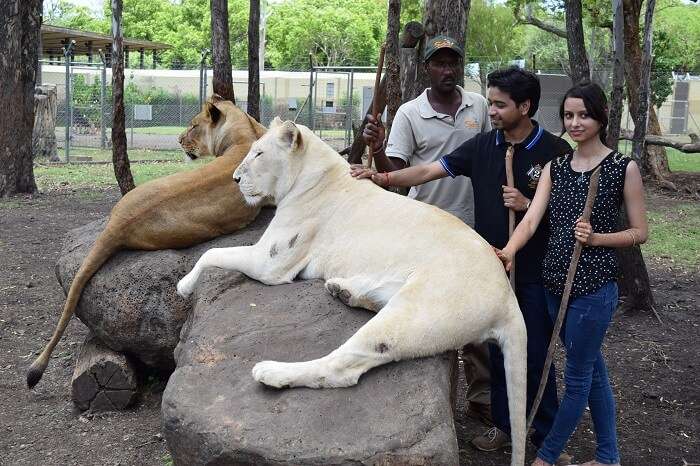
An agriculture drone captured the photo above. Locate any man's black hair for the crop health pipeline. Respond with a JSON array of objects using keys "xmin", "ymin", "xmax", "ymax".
[{"xmin": 486, "ymin": 66, "xmax": 541, "ymax": 117}]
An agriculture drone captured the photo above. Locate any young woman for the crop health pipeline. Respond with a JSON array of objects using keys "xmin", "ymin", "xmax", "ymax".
[{"xmin": 496, "ymin": 81, "xmax": 648, "ymax": 466}]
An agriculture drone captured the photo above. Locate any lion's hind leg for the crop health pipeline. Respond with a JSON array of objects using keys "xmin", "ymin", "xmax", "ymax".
[
  {"xmin": 252, "ymin": 280, "xmax": 473, "ymax": 389},
  {"xmin": 324, "ymin": 275, "xmax": 404, "ymax": 312}
]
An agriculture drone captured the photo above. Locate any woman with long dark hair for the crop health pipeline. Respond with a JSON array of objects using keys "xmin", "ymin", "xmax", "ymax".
[{"xmin": 497, "ymin": 81, "xmax": 648, "ymax": 466}]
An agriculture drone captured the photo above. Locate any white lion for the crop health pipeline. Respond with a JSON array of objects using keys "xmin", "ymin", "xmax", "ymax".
[{"xmin": 177, "ymin": 117, "xmax": 528, "ymax": 466}]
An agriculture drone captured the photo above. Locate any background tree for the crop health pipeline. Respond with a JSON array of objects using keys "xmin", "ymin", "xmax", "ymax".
[
  {"xmin": 266, "ymin": 0, "xmax": 386, "ymax": 67},
  {"xmin": 211, "ymin": 0, "xmax": 235, "ymax": 102},
  {"xmin": 111, "ymin": 0, "xmax": 135, "ymax": 195},
  {"xmin": 564, "ymin": 0, "xmax": 590, "ymax": 83},
  {"xmin": 622, "ymin": 0, "xmax": 670, "ymax": 183},
  {"xmin": 0, "ymin": 0, "xmax": 41, "ymax": 197},
  {"xmin": 465, "ymin": 0, "xmax": 524, "ymax": 95},
  {"xmin": 248, "ymin": 0, "xmax": 261, "ymax": 120},
  {"xmin": 385, "ymin": 0, "xmax": 402, "ymax": 130}
]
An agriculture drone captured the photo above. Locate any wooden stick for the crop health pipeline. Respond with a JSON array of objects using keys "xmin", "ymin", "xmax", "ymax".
[
  {"xmin": 367, "ymin": 43, "xmax": 386, "ymax": 169},
  {"xmin": 505, "ymin": 145, "xmax": 516, "ymax": 289},
  {"xmin": 526, "ymin": 166, "xmax": 602, "ymax": 432}
]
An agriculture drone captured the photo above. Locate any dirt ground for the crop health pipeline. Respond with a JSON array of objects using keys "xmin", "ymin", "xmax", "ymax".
[{"xmin": 0, "ymin": 186, "xmax": 698, "ymax": 466}]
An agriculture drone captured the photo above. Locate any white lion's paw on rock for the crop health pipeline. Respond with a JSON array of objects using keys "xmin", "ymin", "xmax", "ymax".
[
  {"xmin": 252, "ymin": 361, "xmax": 296, "ymax": 388},
  {"xmin": 176, "ymin": 277, "xmax": 194, "ymax": 298}
]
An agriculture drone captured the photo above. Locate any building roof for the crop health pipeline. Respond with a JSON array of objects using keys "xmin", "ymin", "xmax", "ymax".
[{"xmin": 42, "ymin": 24, "xmax": 171, "ymax": 57}]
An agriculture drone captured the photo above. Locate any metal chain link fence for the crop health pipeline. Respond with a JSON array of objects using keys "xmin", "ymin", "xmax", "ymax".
[{"xmin": 39, "ymin": 60, "xmax": 700, "ymax": 162}]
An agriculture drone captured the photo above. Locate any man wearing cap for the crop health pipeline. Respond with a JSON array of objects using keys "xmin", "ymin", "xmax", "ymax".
[
  {"xmin": 353, "ymin": 66, "xmax": 572, "ymax": 465},
  {"xmin": 360, "ymin": 34, "xmax": 494, "ymax": 427}
]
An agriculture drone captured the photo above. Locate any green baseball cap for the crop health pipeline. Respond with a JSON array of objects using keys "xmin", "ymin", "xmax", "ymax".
[{"xmin": 423, "ymin": 35, "xmax": 464, "ymax": 62}]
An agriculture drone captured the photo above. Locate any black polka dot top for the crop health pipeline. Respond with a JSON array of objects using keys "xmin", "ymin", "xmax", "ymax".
[{"xmin": 542, "ymin": 151, "xmax": 631, "ymax": 297}]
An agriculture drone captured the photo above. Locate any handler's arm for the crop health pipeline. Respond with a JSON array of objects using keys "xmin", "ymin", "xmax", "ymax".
[
  {"xmin": 584, "ymin": 161, "xmax": 648, "ymax": 247},
  {"xmin": 352, "ymin": 161, "xmax": 448, "ymax": 187}
]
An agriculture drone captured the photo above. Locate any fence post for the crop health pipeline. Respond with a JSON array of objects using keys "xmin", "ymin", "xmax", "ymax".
[
  {"xmin": 199, "ymin": 48, "xmax": 210, "ymax": 109},
  {"xmin": 63, "ymin": 40, "xmax": 75, "ymax": 163},
  {"xmin": 99, "ymin": 50, "xmax": 107, "ymax": 150},
  {"xmin": 347, "ymin": 70, "xmax": 354, "ymax": 147},
  {"xmin": 308, "ymin": 53, "xmax": 314, "ymax": 129}
]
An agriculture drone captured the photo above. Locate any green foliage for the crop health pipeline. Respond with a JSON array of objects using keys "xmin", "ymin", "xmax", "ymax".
[
  {"xmin": 650, "ymin": 30, "xmax": 677, "ymax": 108},
  {"xmin": 655, "ymin": 1, "xmax": 700, "ymax": 73},
  {"xmin": 266, "ymin": 0, "xmax": 387, "ymax": 68},
  {"xmin": 466, "ymin": 0, "xmax": 525, "ymax": 75},
  {"xmin": 43, "ymin": 0, "xmax": 109, "ymax": 32}
]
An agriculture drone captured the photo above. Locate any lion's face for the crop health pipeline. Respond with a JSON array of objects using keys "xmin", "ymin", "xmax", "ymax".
[
  {"xmin": 233, "ymin": 118, "xmax": 304, "ymax": 207},
  {"xmin": 178, "ymin": 101, "xmax": 226, "ymax": 160}
]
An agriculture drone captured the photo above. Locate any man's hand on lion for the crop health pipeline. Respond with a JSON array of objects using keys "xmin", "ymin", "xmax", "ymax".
[
  {"xmin": 349, "ymin": 165, "xmax": 391, "ymax": 187},
  {"xmin": 362, "ymin": 114, "xmax": 386, "ymax": 153}
]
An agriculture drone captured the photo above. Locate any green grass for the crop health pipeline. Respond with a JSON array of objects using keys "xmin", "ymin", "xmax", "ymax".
[
  {"xmin": 45, "ymin": 147, "xmax": 185, "ymax": 162},
  {"xmin": 643, "ymin": 202, "xmax": 700, "ymax": 267},
  {"xmin": 666, "ymin": 149, "xmax": 700, "ymax": 172},
  {"xmin": 33, "ymin": 159, "xmax": 207, "ymax": 191},
  {"xmin": 131, "ymin": 126, "xmax": 187, "ymax": 135},
  {"xmin": 56, "ymin": 126, "xmax": 186, "ymax": 136}
]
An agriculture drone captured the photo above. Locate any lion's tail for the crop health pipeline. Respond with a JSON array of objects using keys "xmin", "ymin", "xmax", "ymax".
[
  {"xmin": 27, "ymin": 232, "xmax": 121, "ymax": 389},
  {"xmin": 497, "ymin": 296, "xmax": 528, "ymax": 466}
]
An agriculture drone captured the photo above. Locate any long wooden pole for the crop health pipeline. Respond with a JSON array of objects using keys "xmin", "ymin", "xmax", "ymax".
[
  {"xmin": 505, "ymin": 145, "xmax": 516, "ymax": 288},
  {"xmin": 367, "ymin": 43, "xmax": 386, "ymax": 169},
  {"xmin": 526, "ymin": 166, "xmax": 602, "ymax": 432}
]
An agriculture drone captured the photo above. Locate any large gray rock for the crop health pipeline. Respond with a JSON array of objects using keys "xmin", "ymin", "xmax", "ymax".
[
  {"xmin": 162, "ymin": 271, "xmax": 458, "ymax": 465},
  {"xmin": 55, "ymin": 209, "xmax": 276, "ymax": 368}
]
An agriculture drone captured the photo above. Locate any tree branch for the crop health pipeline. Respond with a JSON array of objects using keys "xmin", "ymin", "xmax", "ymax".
[
  {"xmin": 619, "ymin": 130, "xmax": 700, "ymax": 153},
  {"xmin": 514, "ymin": 4, "xmax": 567, "ymax": 38}
]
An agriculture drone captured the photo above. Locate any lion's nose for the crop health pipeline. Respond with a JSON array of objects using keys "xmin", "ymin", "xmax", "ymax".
[{"xmin": 233, "ymin": 176, "xmax": 241, "ymax": 183}]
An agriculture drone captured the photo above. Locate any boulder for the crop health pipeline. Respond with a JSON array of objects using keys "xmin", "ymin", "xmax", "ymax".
[
  {"xmin": 162, "ymin": 272, "xmax": 458, "ymax": 465},
  {"xmin": 55, "ymin": 209, "xmax": 277, "ymax": 368}
]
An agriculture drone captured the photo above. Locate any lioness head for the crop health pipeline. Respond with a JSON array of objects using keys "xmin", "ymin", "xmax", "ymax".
[
  {"xmin": 233, "ymin": 117, "xmax": 306, "ymax": 206},
  {"xmin": 179, "ymin": 94, "xmax": 265, "ymax": 160}
]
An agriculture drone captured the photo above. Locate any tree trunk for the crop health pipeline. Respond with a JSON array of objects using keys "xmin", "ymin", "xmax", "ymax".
[
  {"xmin": 616, "ymin": 209, "xmax": 654, "ymax": 313},
  {"xmin": 622, "ymin": 0, "xmax": 670, "ymax": 181},
  {"xmin": 111, "ymin": 0, "xmax": 135, "ymax": 195},
  {"xmin": 421, "ymin": 0, "xmax": 469, "ymax": 88},
  {"xmin": 0, "ymin": 0, "xmax": 40, "ymax": 197},
  {"xmin": 211, "ymin": 0, "xmax": 235, "ymax": 103},
  {"xmin": 71, "ymin": 334, "xmax": 138, "ymax": 412},
  {"xmin": 616, "ymin": 0, "xmax": 656, "ymax": 314},
  {"xmin": 565, "ymin": 0, "xmax": 591, "ymax": 83},
  {"xmin": 607, "ymin": 0, "xmax": 625, "ymax": 151},
  {"xmin": 399, "ymin": 21, "xmax": 425, "ymax": 104},
  {"xmin": 247, "ymin": 0, "xmax": 261, "ymax": 121},
  {"xmin": 630, "ymin": 0, "xmax": 655, "ymax": 166},
  {"xmin": 385, "ymin": 0, "xmax": 402, "ymax": 132},
  {"xmin": 33, "ymin": 85, "xmax": 59, "ymax": 161}
]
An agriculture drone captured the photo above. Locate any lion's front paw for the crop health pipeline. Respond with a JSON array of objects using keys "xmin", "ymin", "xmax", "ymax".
[
  {"xmin": 176, "ymin": 275, "xmax": 195, "ymax": 298},
  {"xmin": 252, "ymin": 361, "xmax": 296, "ymax": 388}
]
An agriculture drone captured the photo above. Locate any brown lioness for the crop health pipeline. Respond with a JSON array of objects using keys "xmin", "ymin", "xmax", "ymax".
[{"xmin": 27, "ymin": 95, "xmax": 265, "ymax": 388}]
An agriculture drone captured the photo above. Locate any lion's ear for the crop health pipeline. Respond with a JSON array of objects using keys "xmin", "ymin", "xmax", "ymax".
[
  {"xmin": 206, "ymin": 102, "xmax": 224, "ymax": 124},
  {"xmin": 279, "ymin": 121, "xmax": 303, "ymax": 152},
  {"xmin": 210, "ymin": 93, "xmax": 225, "ymax": 103},
  {"xmin": 270, "ymin": 116, "xmax": 284, "ymax": 130}
]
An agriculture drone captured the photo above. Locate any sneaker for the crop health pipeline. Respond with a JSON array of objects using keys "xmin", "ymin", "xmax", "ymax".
[
  {"xmin": 471, "ymin": 426, "xmax": 511, "ymax": 451},
  {"xmin": 465, "ymin": 401, "xmax": 493, "ymax": 426}
]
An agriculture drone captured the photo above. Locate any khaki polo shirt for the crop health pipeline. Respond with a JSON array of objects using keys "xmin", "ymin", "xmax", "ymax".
[{"xmin": 385, "ymin": 85, "xmax": 490, "ymax": 226}]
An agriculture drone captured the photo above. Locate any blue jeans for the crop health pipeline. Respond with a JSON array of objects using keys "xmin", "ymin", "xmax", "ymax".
[
  {"xmin": 537, "ymin": 281, "xmax": 620, "ymax": 465},
  {"xmin": 489, "ymin": 282, "xmax": 559, "ymax": 448}
]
